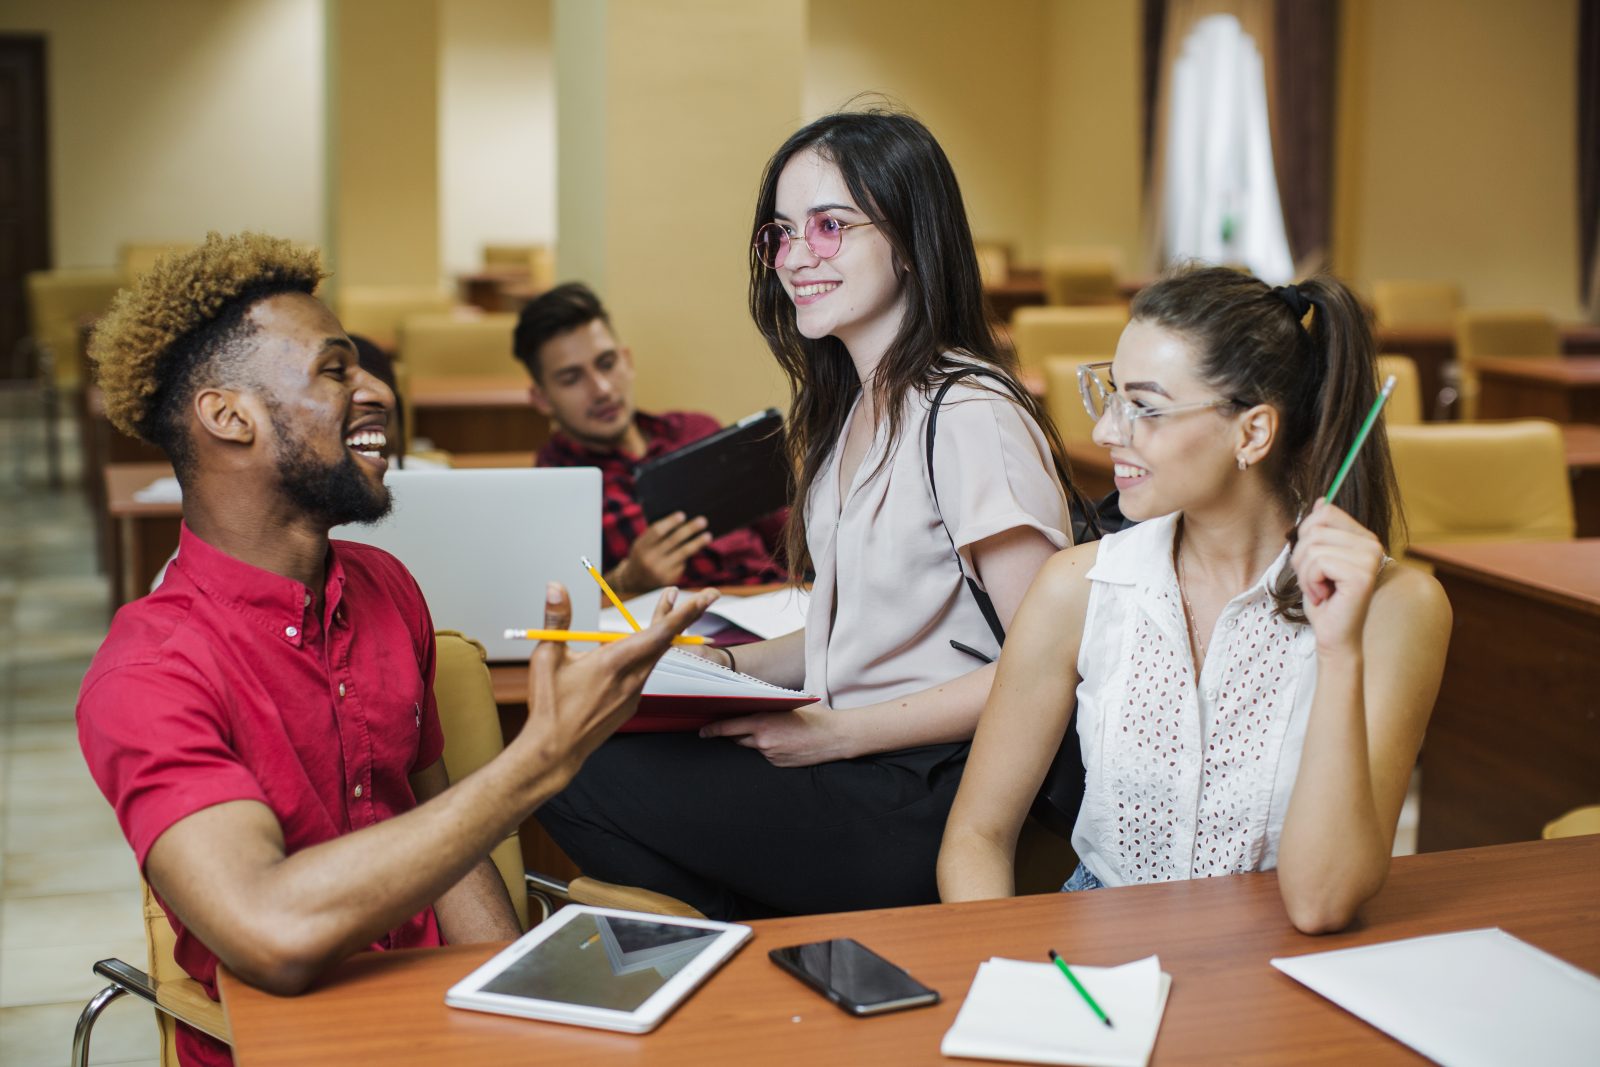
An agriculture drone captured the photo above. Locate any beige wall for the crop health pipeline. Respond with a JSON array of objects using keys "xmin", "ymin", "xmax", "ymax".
[
  {"xmin": 805, "ymin": 0, "xmax": 1051, "ymax": 263},
  {"xmin": 557, "ymin": 0, "xmax": 801, "ymax": 421},
  {"xmin": 0, "ymin": 0, "xmax": 323, "ymax": 269},
  {"xmin": 1041, "ymin": 1, "xmax": 1145, "ymax": 275},
  {"xmin": 439, "ymin": 0, "xmax": 555, "ymax": 278},
  {"xmin": 325, "ymin": 0, "xmax": 440, "ymax": 290},
  {"xmin": 1338, "ymin": 0, "xmax": 1580, "ymax": 318}
]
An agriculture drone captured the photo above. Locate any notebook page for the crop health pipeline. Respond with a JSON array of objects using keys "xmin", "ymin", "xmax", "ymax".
[{"xmin": 1271, "ymin": 928, "xmax": 1600, "ymax": 1067}]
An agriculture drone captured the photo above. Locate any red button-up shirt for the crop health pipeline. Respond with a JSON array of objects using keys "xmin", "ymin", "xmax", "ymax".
[
  {"xmin": 537, "ymin": 410, "xmax": 788, "ymax": 586},
  {"xmin": 78, "ymin": 525, "xmax": 446, "ymax": 1067}
]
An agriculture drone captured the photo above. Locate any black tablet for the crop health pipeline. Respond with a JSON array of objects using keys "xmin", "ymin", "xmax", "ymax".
[{"xmin": 634, "ymin": 409, "xmax": 788, "ymax": 536}]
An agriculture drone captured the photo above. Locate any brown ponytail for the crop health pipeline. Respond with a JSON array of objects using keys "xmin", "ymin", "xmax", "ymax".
[{"xmin": 1130, "ymin": 266, "xmax": 1402, "ymax": 621}]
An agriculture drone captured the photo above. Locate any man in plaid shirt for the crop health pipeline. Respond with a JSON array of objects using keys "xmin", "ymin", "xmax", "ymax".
[{"xmin": 513, "ymin": 284, "xmax": 786, "ymax": 597}]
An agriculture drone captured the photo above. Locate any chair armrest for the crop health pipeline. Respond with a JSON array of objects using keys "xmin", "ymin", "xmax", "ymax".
[
  {"xmin": 93, "ymin": 958, "xmax": 230, "ymax": 1043},
  {"xmin": 525, "ymin": 871, "xmax": 704, "ymax": 918}
]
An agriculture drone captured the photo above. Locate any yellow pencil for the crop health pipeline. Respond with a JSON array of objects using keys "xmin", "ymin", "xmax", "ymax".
[
  {"xmin": 503, "ymin": 628, "xmax": 707, "ymax": 646},
  {"xmin": 581, "ymin": 555, "xmax": 642, "ymax": 631}
]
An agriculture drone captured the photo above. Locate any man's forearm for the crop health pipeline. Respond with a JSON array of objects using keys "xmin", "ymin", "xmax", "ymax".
[{"xmin": 434, "ymin": 854, "xmax": 522, "ymax": 944}]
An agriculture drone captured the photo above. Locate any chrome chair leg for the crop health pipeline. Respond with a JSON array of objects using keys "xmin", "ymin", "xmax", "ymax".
[{"xmin": 72, "ymin": 981, "xmax": 130, "ymax": 1067}]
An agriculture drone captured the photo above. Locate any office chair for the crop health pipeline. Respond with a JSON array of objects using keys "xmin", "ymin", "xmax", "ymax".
[
  {"xmin": 1371, "ymin": 280, "xmax": 1460, "ymax": 330},
  {"xmin": 1387, "ymin": 420, "xmax": 1575, "ymax": 559},
  {"xmin": 1010, "ymin": 306, "xmax": 1128, "ymax": 375},
  {"xmin": 334, "ymin": 286, "xmax": 455, "ymax": 353},
  {"xmin": 1041, "ymin": 246, "xmax": 1123, "ymax": 306},
  {"xmin": 1453, "ymin": 309, "xmax": 1561, "ymax": 420},
  {"xmin": 1542, "ymin": 806, "xmax": 1600, "ymax": 839},
  {"xmin": 1376, "ymin": 355, "xmax": 1423, "ymax": 426},
  {"xmin": 395, "ymin": 312, "xmax": 520, "ymax": 377}
]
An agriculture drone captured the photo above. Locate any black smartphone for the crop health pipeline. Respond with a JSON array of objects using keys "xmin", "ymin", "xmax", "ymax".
[{"xmin": 768, "ymin": 938, "xmax": 940, "ymax": 1016}]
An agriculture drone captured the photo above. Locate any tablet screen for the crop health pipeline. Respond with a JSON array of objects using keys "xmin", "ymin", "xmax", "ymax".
[{"xmin": 481, "ymin": 912, "xmax": 725, "ymax": 1013}]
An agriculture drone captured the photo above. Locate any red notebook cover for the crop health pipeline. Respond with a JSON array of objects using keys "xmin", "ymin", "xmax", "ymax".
[{"xmin": 617, "ymin": 692, "xmax": 813, "ymax": 733}]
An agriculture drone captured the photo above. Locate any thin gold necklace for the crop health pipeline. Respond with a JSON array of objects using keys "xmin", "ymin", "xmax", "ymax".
[{"xmin": 1174, "ymin": 533, "xmax": 1207, "ymax": 664}]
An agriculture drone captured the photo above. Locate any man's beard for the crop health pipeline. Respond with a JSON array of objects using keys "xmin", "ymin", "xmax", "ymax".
[{"xmin": 269, "ymin": 407, "xmax": 392, "ymax": 527}]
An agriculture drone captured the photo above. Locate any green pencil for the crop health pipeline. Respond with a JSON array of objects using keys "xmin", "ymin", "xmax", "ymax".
[
  {"xmin": 1048, "ymin": 949, "xmax": 1113, "ymax": 1029},
  {"xmin": 1324, "ymin": 374, "xmax": 1398, "ymax": 504}
]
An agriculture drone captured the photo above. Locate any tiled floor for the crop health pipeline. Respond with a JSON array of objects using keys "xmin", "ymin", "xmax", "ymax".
[
  {"xmin": 0, "ymin": 398, "xmax": 1420, "ymax": 1067},
  {"xmin": 1, "ymin": 406, "xmax": 157, "ymax": 1066}
]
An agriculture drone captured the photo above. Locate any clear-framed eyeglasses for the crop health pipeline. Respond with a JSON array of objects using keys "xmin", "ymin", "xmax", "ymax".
[{"xmin": 1076, "ymin": 361, "xmax": 1238, "ymax": 448}]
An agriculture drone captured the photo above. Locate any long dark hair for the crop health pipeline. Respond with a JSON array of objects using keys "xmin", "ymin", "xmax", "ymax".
[
  {"xmin": 1130, "ymin": 265, "xmax": 1402, "ymax": 621},
  {"xmin": 748, "ymin": 109, "xmax": 1084, "ymax": 576}
]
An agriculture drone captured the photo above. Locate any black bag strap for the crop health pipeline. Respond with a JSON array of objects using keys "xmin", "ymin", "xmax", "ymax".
[{"xmin": 924, "ymin": 367, "xmax": 1010, "ymax": 646}]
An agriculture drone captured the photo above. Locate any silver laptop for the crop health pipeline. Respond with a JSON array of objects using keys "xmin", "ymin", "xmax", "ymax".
[{"xmin": 333, "ymin": 468, "xmax": 600, "ymax": 661}]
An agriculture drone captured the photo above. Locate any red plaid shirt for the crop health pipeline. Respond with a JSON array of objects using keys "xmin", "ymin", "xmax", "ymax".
[{"xmin": 537, "ymin": 410, "xmax": 787, "ymax": 587}]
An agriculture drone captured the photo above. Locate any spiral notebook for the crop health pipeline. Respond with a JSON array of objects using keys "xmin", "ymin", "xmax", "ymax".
[{"xmin": 625, "ymin": 650, "xmax": 813, "ymax": 732}]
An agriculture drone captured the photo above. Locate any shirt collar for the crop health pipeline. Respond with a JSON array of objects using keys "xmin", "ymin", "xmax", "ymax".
[
  {"xmin": 170, "ymin": 523, "xmax": 349, "ymax": 648},
  {"xmin": 1086, "ymin": 510, "xmax": 1293, "ymax": 604},
  {"xmin": 544, "ymin": 411, "xmax": 667, "ymax": 466}
]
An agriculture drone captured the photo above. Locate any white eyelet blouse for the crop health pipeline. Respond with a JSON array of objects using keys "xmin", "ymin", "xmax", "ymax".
[{"xmin": 1070, "ymin": 511, "xmax": 1317, "ymax": 886}]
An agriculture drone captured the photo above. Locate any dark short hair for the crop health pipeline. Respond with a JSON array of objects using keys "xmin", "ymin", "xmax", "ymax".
[{"xmin": 511, "ymin": 282, "xmax": 614, "ymax": 383}]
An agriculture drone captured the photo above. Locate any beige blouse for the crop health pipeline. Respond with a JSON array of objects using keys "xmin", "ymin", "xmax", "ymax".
[{"xmin": 802, "ymin": 376, "xmax": 1071, "ymax": 710}]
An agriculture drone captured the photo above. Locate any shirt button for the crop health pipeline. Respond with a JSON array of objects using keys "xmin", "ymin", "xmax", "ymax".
[
  {"xmin": 1205, "ymin": 689, "xmax": 1217, "ymax": 701},
  {"xmin": 338, "ymin": 682, "xmax": 346, "ymax": 698},
  {"xmin": 353, "ymin": 784, "xmax": 363, "ymax": 798},
  {"xmin": 303, "ymin": 593, "xmax": 311, "ymax": 607},
  {"xmin": 1225, "ymin": 618, "xmax": 1238, "ymax": 630},
  {"xmin": 284, "ymin": 625, "xmax": 298, "ymax": 638}
]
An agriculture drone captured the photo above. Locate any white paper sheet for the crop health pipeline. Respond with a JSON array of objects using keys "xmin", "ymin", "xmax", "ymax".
[
  {"xmin": 1271, "ymin": 928, "xmax": 1600, "ymax": 1067},
  {"xmin": 941, "ymin": 955, "xmax": 1171, "ymax": 1067},
  {"xmin": 600, "ymin": 587, "xmax": 809, "ymax": 640}
]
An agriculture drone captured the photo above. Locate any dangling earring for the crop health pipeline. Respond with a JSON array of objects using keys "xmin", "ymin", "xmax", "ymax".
[{"xmin": 1236, "ymin": 455, "xmax": 1248, "ymax": 471}]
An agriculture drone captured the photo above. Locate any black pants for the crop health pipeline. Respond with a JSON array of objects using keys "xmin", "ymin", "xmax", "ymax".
[{"xmin": 536, "ymin": 733, "xmax": 969, "ymax": 920}]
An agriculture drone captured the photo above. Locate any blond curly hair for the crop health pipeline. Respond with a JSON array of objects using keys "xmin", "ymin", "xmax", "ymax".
[{"xmin": 89, "ymin": 231, "xmax": 328, "ymax": 443}]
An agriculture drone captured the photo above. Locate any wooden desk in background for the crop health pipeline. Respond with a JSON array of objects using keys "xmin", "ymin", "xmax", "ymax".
[
  {"xmin": 104, "ymin": 461, "xmax": 183, "ymax": 611},
  {"xmin": 408, "ymin": 375, "xmax": 549, "ymax": 454},
  {"xmin": 218, "ymin": 835, "xmax": 1600, "ymax": 1067},
  {"xmin": 1404, "ymin": 540, "xmax": 1600, "ymax": 853},
  {"xmin": 1476, "ymin": 357, "xmax": 1600, "ymax": 424}
]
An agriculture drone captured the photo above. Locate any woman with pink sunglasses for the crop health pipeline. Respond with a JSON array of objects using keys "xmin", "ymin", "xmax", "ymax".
[{"xmin": 536, "ymin": 109, "xmax": 1090, "ymax": 919}]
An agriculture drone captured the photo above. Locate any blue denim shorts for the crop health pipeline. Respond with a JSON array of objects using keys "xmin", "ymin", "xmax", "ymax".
[{"xmin": 1060, "ymin": 861, "xmax": 1105, "ymax": 893}]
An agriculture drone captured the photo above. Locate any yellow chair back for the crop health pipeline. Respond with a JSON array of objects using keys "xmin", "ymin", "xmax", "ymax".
[
  {"xmin": 335, "ymin": 286, "xmax": 456, "ymax": 353},
  {"xmin": 1376, "ymin": 355, "xmax": 1422, "ymax": 426},
  {"xmin": 1010, "ymin": 306, "xmax": 1127, "ymax": 374},
  {"xmin": 143, "ymin": 881, "xmax": 229, "ymax": 1067},
  {"xmin": 1387, "ymin": 420, "xmax": 1574, "ymax": 558},
  {"xmin": 1371, "ymin": 280, "xmax": 1460, "ymax": 329},
  {"xmin": 974, "ymin": 242, "xmax": 1010, "ymax": 288},
  {"xmin": 1542, "ymin": 805, "xmax": 1600, "ymax": 839},
  {"xmin": 1042, "ymin": 246, "xmax": 1122, "ymax": 305},
  {"xmin": 1043, "ymin": 357, "xmax": 1099, "ymax": 443},
  {"xmin": 433, "ymin": 631, "xmax": 530, "ymax": 930},
  {"xmin": 483, "ymin": 244, "xmax": 556, "ymax": 290},
  {"xmin": 25, "ymin": 268, "xmax": 123, "ymax": 387},
  {"xmin": 1454, "ymin": 309, "xmax": 1561, "ymax": 420},
  {"xmin": 396, "ymin": 312, "xmax": 519, "ymax": 377}
]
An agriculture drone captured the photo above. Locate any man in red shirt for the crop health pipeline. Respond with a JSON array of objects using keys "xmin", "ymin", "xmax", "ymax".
[
  {"xmin": 76, "ymin": 233, "xmax": 714, "ymax": 1067},
  {"xmin": 512, "ymin": 283, "xmax": 787, "ymax": 598}
]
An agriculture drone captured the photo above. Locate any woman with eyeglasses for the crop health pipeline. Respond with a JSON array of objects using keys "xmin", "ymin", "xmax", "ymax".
[
  {"xmin": 936, "ymin": 266, "xmax": 1451, "ymax": 933},
  {"xmin": 535, "ymin": 110, "xmax": 1088, "ymax": 919}
]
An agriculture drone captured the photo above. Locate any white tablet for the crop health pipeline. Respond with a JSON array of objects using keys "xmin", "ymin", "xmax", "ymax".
[{"xmin": 445, "ymin": 905, "xmax": 752, "ymax": 1033}]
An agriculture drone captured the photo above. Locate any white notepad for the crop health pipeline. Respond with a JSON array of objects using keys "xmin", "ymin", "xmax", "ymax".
[
  {"xmin": 1271, "ymin": 928, "xmax": 1600, "ymax": 1067},
  {"xmin": 601, "ymin": 586, "xmax": 810, "ymax": 640},
  {"xmin": 941, "ymin": 955, "xmax": 1172, "ymax": 1067}
]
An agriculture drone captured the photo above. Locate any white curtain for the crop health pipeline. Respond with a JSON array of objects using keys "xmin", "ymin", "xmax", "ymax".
[{"xmin": 1162, "ymin": 14, "xmax": 1294, "ymax": 284}]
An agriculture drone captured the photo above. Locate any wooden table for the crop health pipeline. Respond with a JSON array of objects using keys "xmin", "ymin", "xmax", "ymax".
[
  {"xmin": 409, "ymin": 375, "xmax": 549, "ymax": 454},
  {"xmin": 104, "ymin": 461, "xmax": 183, "ymax": 610},
  {"xmin": 1404, "ymin": 540, "xmax": 1600, "ymax": 852},
  {"xmin": 1562, "ymin": 423, "xmax": 1600, "ymax": 536},
  {"xmin": 1476, "ymin": 357, "xmax": 1600, "ymax": 424},
  {"xmin": 218, "ymin": 835, "xmax": 1600, "ymax": 1066}
]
